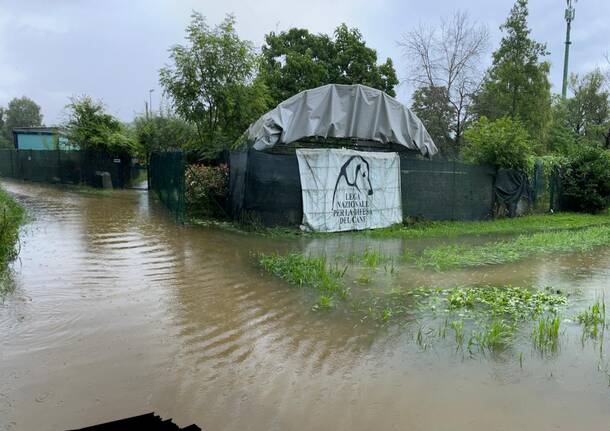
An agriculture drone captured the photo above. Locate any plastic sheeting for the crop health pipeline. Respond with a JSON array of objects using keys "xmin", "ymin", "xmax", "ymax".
[
  {"xmin": 296, "ymin": 148, "xmax": 402, "ymax": 232},
  {"xmin": 247, "ymin": 84, "xmax": 438, "ymax": 157},
  {"xmin": 494, "ymin": 168, "xmax": 533, "ymax": 217}
]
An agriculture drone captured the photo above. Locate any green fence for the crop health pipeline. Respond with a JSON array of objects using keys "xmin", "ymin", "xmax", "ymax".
[
  {"xmin": 0, "ymin": 149, "xmax": 132, "ymax": 187},
  {"xmin": 531, "ymin": 162, "xmax": 563, "ymax": 213},
  {"xmin": 149, "ymin": 151, "xmax": 185, "ymax": 222}
]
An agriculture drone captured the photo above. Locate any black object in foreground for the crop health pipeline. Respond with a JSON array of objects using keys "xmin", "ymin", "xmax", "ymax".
[{"xmin": 67, "ymin": 412, "xmax": 201, "ymax": 430}]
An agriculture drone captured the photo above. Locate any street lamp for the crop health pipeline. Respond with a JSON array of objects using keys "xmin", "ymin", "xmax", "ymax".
[{"xmin": 561, "ymin": 0, "xmax": 577, "ymax": 99}]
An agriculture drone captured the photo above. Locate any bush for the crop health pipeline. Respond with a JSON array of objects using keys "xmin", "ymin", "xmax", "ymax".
[
  {"xmin": 463, "ymin": 116, "xmax": 533, "ymax": 171},
  {"xmin": 561, "ymin": 146, "xmax": 610, "ymax": 213},
  {"xmin": 185, "ymin": 164, "xmax": 229, "ymax": 218}
]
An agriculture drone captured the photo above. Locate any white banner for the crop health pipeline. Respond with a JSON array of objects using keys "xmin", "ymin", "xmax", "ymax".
[{"xmin": 296, "ymin": 148, "xmax": 402, "ymax": 232}]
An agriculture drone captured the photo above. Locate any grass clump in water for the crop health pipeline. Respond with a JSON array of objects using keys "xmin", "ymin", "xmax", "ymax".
[
  {"xmin": 0, "ymin": 187, "xmax": 25, "ymax": 297},
  {"xmin": 470, "ymin": 319, "xmax": 514, "ymax": 353},
  {"xmin": 532, "ymin": 315, "xmax": 561, "ymax": 354},
  {"xmin": 577, "ymin": 299, "xmax": 606, "ymax": 340},
  {"xmin": 259, "ymin": 253, "xmax": 348, "ymax": 308},
  {"xmin": 416, "ymin": 226, "xmax": 610, "ymax": 270}
]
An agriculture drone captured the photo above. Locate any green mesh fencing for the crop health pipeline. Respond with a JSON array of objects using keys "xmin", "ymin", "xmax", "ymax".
[
  {"xmin": 530, "ymin": 162, "xmax": 563, "ymax": 213},
  {"xmin": 0, "ymin": 149, "xmax": 132, "ymax": 187},
  {"xmin": 149, "ymin": 151, "xmax": 185, "ymax": 222}
]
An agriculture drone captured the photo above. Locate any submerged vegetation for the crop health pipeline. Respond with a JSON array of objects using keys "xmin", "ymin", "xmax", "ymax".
[
  {"xmin": 577, "ymin": 299, "xmax": 607, "ymax": 340},
  {"xmin": 0, "ymin": 187, "xmax": 25, "ymax": 297},
  {"xmin": 258, "ymin": 253, "xmax": 349, "ymax": 307}
]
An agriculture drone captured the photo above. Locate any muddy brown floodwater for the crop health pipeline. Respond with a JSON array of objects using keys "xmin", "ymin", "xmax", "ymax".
[{"xmin": 3, "ymin": 179, "xmax": 610, "ymax": 430}]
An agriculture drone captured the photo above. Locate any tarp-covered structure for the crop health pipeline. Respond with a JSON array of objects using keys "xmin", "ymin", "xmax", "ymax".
[
  {"xmin": 246, "ymin": 84, "xmax": 437, "ymax": 157},
  {"xmin": 231, "ymin": 84, "xmax": 493, "ymax": 228}
]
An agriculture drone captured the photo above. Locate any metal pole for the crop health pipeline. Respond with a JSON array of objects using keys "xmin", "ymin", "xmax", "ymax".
[
  {"xmin": 561, "ymin": 0, "xmax": 576, "ymax": 99},
  {"xmin": 149, "ymin": 89, "xmax": 154, "ymax": 116}
]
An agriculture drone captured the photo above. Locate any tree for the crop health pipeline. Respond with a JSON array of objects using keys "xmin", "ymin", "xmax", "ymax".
[
  {"xmin": 547, "ymin": 96, "xmax": 578, "ymax": 155},
  {"xmin": 134, "ymin": 113, "xmax": 197, "ymax": 158},
  {"xmin": 400, "ymin": 11, "xmax": 489, "ymax": 149},
  {"xmin": 411, "ymin": 86, "xmax": 455, "ymax": 152},
  {"xmin": 259, "ymin": 24, "xmax": 398, "ymax": 104},
  {"xmin": 473, "ymin": 0, "xmax": 552, "ymax": 144},
  {"xmin": 463, "ymin": 116, "xmax": 533, "ymax": 171},
  {"xmin": 565, "ymin": 70, "xmax": 610, "ymax": 147},
  {"xmin": 0, "ymin": 108, "xmax": 10, "ymax": 148},
  {"xmin": 561, "ymin": 145, "xmax": 610, "ymax": 213},
  {"xmin": 65, "ymin": 96, "xmax": 137, "ymax": 154},
  {"xmin": 160, "ymin": 13, "xmax": 271, "ymax": 155},
  {"xmin": 3, "ymin": 96, "xmax": 43, "ymax": 142}
]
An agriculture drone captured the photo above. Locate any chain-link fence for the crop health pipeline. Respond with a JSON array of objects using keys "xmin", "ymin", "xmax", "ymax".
[
  {"xmin": 530, "ymin": 161, "xmax": 563, "ymax": 213},
  {"xmin": 149, "ymin": 151, "xmax": 185, "ymax": 222}
]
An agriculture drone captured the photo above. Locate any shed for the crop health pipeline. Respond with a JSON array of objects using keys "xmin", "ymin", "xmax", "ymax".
[{"xmin": 12, "ymin": 127, "xmax": 76, "ymax": 151}]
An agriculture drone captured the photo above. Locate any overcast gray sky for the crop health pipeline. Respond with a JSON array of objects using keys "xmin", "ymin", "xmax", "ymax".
[{"xmin": 0, "ymin": 0, "xmax": 608, "ymax": 125}]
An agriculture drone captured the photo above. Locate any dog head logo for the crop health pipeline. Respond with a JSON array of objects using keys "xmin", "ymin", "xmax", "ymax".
[{"xmin": 332, "ymin": 155, "xmax": 373, "ymax": 208}]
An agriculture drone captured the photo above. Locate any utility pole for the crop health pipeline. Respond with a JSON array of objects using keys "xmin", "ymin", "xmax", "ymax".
[
  {"xmin": 149, "ymin": 89, "xmax": 155, "ymax": 116},
  {"xmin": 561, "ymin": 0, "xmax": 577, "ymax": 99}
]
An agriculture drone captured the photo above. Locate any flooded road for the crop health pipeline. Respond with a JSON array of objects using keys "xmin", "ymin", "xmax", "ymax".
[{"xmin": 2, "ymin": 179, "xmax": 610, "ymax": 430}]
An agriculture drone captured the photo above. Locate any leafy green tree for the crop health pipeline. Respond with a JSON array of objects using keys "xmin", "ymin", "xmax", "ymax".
[
  {"xmin": 547, "ymin": 97, "xmax": 578, "ymax": 155},
  {"xmin": 473, "ymin": 0, "xmax": 551, "ymax": 144},
  {"xmin": 160, "ymin": 13, "xmax": 271, "ymax": 155},
  {"xmin": 134, "ymin": 114, "xmax": 197, "ymax": 158},
  {"xmin": 0, "ymin": 107, "xmax": 10, "ymax": 148},
  {"xmin": 260, "ymin": 24, "xmax": 398, "ymax": 104},
  {"xmin": 65, "ymin": 96, "xmax": 137, "ymax": 154},
  {"xmin": 561, "ymin": 145, "xmax": 610, "ymax": 213},
  {"xmin": 3, "ymin": 96, "xmax": 43, "ymax": 143},
  {"xmin": 565, "ymin": 70, "xmax": 610, "ymax": 147},
  {"xmin": 411, "ymin": 86, "xmax": 455, "ymax": 153},
  {"xmin": 463, "ymin": 116, "xmax": 533, "ymax": 171}
]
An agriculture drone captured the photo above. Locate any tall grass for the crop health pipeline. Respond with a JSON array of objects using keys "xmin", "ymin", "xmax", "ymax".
[
  {"xmin": 532, "ymin": 315, "xmax": 561, "ymax": 354},
  {"xmin": 258, "ymin": 253, "xmax": 349, "ymax": 308},
  {"xmin": 0, "ymin": 187, "xmax": 25, "ymax": 297},
  {"xmin": 577, "ymin": 299, "xmax": 606, "ymax": 340},
  {"xmin": 417, "ymin": 226, "xmax": 610, "ymax": 270}
]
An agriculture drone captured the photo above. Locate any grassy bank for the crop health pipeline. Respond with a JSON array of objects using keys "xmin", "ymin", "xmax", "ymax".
[
  {"xmin": 0, "ymin": 187, "xmax": 25, "ymax": 296},
  {"xmin": 199, "ymin": 211, "xmax": 610, "ymax": 241},
  {"xmin": 368, "ymin": 212, "xmax": 610, "ymax": 239},
  {"xmin": 416, "ymin": 225, "xmax": 610, "ymax": 270}
]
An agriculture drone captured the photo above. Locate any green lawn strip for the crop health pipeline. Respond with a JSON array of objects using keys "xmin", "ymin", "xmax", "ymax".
[
  {"xmin": 416, "ymin": 225, "xmax": 610, "ymax": 270},
  {"xmin": 0, "ymin": 187, "xmax": 25, "ymax": 296},
  {"xmin": 192, "ymin": 212, "xmax": 610, "ymax": 240},
  {"xmin": 365, "ymin": 212, "xmax": 610, "ymax": 240}
]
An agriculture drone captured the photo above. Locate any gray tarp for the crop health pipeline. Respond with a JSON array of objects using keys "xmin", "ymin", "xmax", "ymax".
[{"xmin": 246, "ymin": 84, "xmax": 438, "ymax": 157}]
